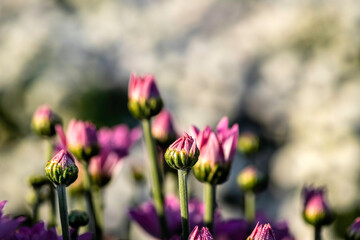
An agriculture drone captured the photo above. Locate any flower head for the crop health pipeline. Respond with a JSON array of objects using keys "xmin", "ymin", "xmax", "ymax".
[
  {"xmin": 67, "ymin": 119, "xmax": 99, "ymax": 161},
  {"xmin": 348, "ymin": 217, "xmax": 360, "ymax": 240},
  {"xmin": 69, "ymin": 210, "xmax": 89, "ymax": 228},
  {"xmin": 0, "ymin": 201, "xmax": 24, "ymax": 239},
  {"xmin": 247, "ymin": 222, "xmax": 276, "ymax": 240},
  {"xmin": 302, "ymin": 186, "xmax": 334, "ymax": 226},
  {"xmin": 45, "ymin": 149, "xmax": 78, "ymax": 187},
  {"xmin": 190, "ymin": 117, "xmax": 238, "ymax": 185},
  {"xmin": 188, "ymin": 226, "xmax": 214, "ymax": 240},
  {"xmin": 237, "ymin": 165, "xmax": 265, "ymax": 192},
  {"xmin": 128, "ymin": 73, "xmax": 163, "ymax": 119},
  {"xmin": 31, "ymin": 105, "xmax": 62, "ymax": 137},
  {"xmin": 164, "ymin": 133, "xmax": 199, "ymax": 170},
  {"xmin": 89, "ymin": 125, "xmax": 141, "ymax": 187},
  {"xmin": 152, "ymin": 110, "xmax": 177, "ymax": 147}
]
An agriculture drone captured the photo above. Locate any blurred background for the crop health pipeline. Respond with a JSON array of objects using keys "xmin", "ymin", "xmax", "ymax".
[{"xmin": 0, "ymin": 0, "xmax": 360, "ymax": 239}]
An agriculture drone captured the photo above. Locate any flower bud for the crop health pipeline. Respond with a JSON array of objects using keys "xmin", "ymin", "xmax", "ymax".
[
  {"xmin": 191, "ymin": 118, "xmax": 238, "ymax": 185},
  {"xmin": 164, "ymin": 133, "xmax": 199, "ymax": 170},
  {"xmin": 302, "ymin": 186, "xmax": 334, "ymax": 227},
  {"xmin": 237, "ymin": 132, "xmax": 260, "ymax": 156},
  {"xmin": 67, "ymin": 119, "xmax": 99, "ymax": 162},
  {"xmin": 348, "ymin": 218, "xmax": 360, "ymax": 240},
  {"xmin": 128, "ymin": 73, "xmax": 163, "ymax": 119},
  {"xmin": 45, "ymin": 149, "xmax": 79, "ymax": 187},
  {"xmin": 31, "ymin": 105, "xmax": 62, "ymax": 137},
  {"xmin": 247, "ymin": 222, "xmax": 276, "ymax": 240},
  {"xmin": 237, "ymin": 165, "xmax": 265, "ymax": 192},
  {"xmin": 152, "ymin": 110, "xmax": 177, "ymax": 148},
  {"xmin": 68, "ymin": 210, "xmax": 89, "ymax": 228},
  {"xmin": 28, "ymin": 175, "xmax": 50, "ymax": 189},
  {"xmin": 188, "ymin": 226, "xmax": 214, "ymax": 240}
]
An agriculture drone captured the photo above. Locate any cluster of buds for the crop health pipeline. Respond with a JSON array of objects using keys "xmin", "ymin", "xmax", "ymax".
[
  {"xmin": 164, "ymin": 133, "xmax": 199, "ymax": 170},
  {"xmin": 31, "ymin": 105, "xmax": 62, "ymax": 137},
  {"xmin": 190, "ymin": 117, "xmax": 238, "ymax": 185},
  {"xmin": 237, "ymin": 165, "xmax": 265, "ymax": 192},
  {"xmin": 302, "ymin": 186, "xmax": 334, "ymax": 227},
  {"xmin": 67, "ymin": 119, "xmax": 99, "ymax": 162},
  {"xmin": 128, "ymin": 74, "xmax": 163, "ymax": 119},
  {"xmin": 247, "ymin": 222, "xmax": 276, "ymax": 240},
  {"xmin": 45, "ymin": 149, "xmax": 79, "ymax": 187}
]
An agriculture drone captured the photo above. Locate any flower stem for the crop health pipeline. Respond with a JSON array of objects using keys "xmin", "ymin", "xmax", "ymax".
[
  {"xmin": 46, "ymin": 138, "xmax": 57, "ymax": 228},
  {"xmin": 83, "ymin": 163, "xmax": 102, "ymax": 240},
  {"xmin": 244, "ymin": 190, "xmax": 255, "ymax": 223},
  {"xmin": 314, "ymin": 225, "xmax": 322, "ymax": 240},
  {"xmin": 178, "ymin": 170, "xmax": 190, "ymax": 240},
  {"xmin": 57, "ymin": 185, "xmax": 70, "ymax": 240},
  {"xmin": 32, "ymin": 189, "xmax": 40, "ymax": 224},
  {"xmin": 204, "ymin": 183, "xmax": 216, "ymax": 234},
  {"xmin": 141, "ymin": 119, "xmax": 168, "ymax": 238}
]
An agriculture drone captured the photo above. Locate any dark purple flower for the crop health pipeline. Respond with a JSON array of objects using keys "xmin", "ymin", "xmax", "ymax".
[
  {"xmin": 214, "ymin": 219, "xmax": 249, "ymax": 240},
  {"xmin": 348, "ymin": 217, "xmax": 360, "ymax": 240},
  {"xmin": 247, "ymin": 222, "xmax": 276, "ymax": 240},
  {"xmin": 188, "ymin": 226, "xmax": 214, "ymax": 240},
  {"xmin": 190, "ymin": 117, "xmax": 238, "ymax": 185},
  {"xmin": 0, "ymin": 201, "xmax": 24, "ymax": 239},
  {"xmin": 302, "ymin": 186, "xmax": 333, "ymax": 226}
]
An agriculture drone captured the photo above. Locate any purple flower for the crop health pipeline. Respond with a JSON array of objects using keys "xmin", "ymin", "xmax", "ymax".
[
  {"xmin": 188, "ymin": 226, "xmax": 214, "ymax": 240},
  {"xmin": 128, "ymin": 73, "xmax": 163, "ymax": 119},
  {"xmin": 0, "ymin": 201, "xmax": 24, "ymax": 239},
  {"xmin": 66, "ymin": 119, "xmax": 99, "ymax": 161},
  {"xmin": 348, "ymin": 217, "xmax": 360, "ymax": 240},
  {"xmin": 88, "ymin": 125, "xmax": 141, "ymax": 187},
  {"xmin": 190, "ymin": 117, "xmax": 238, "ymax": 185},
  {"xmin": 247, "ymin": 222, "xmax": 276, "ymax": 240},
  {"xmin": 214, "ymin": 219, "xmax": 248, "ymax": 240},
  {"xmin": 31, "ymin": 105, "xmax": 62, "ymax": 137},
  {"xmin": 152, "ymin": 110, "xmax": 177, "ymax": 146},
  {"xmin": 164, "ymin": 133, "xmax": 199, "ymax": 170},
  {"xmin": 255, "ymin": 213, "xmax": 294, "ymax": 240},
  {"xmin": 45, "ymin": 149, "xmax": 79, "ymax": 187},
  {"xmin": 302, "ymin": 186, "xmax": 333, "ymax": 226}
]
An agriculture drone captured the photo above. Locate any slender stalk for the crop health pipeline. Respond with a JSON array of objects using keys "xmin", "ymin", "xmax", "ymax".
[
  {"xmin": 83, "ymin": 163, "xmax": 102, "ymax": 240},
  {"xmin": 57, "ymin": 185, "xmax": 70, "ymax": 240},
  {"xmin": 204, "ymin": 183, "xmax": 216, "ymax": 234},
  {"xmin": 178, "ymin": 170, "xmax": 190, "ymax": 240},
  {"xmin": 46, "ymin": 138, "xmax": 57, "ymax": 228},
  {"xmin": 314, "ymin": 225, "xmax": 322, "ymax": 240},
  {"xmin": 71, "ymin": 227, "xmax": 79, "ymax": 240},
  {"xmin": 141, "ymin": 119, "xmax": 168, "ymax": 238},
  {"xmin": 32, "ymin": 190, "xmax": 40, "ymax": 224},
  {"xmin": 244, "ymin": 191, "xmax": 255, "ymax": 223}
]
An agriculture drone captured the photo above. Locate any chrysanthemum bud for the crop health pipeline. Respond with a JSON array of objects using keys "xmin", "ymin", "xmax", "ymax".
[
  {"xmin": 237, "ymin": 166, "xmax": 265, "ymax": 192},
  {"xmin": 188, "ymin": 226, "xmax": 214, "ymax": 240},
  {"xmin": 164, "ymin": 133, "xmax": 199, "ymax": 170},
  {"xmin": 28, "ymin": 175, "xmax": 50, "ymax": 189},
  {"xmin": 128, "ymin": 74, "xmax": 163, "ymax": 119},
  {"xmin": 45, "ymin": 149, "xmax": 79, "ymax": 187},
  {"xmin": 247, "ymin": 222, "xmax": 276, "ymax": 240},
  {"xmin": 67, "ymin": 119, "xmax": 99, "ymax": 162},
  {"xmin": 191, "ymin": 118, "xmax": 238, "ymax": 185},
  {"xmin": 302, "ymin": 186, "xmax": 334, "ymax": 227},
  {"xmin": 152, "ymin": 110, "xmax": 177, "ymax": 148},
  {"xmin": 68, "ymin": 210, "xmax": 89, "ymax": 228},
  {"xmin": 31, "ymin": 105, "xmax": 62, "ymax": 137},
  {"xmin": 237, "ymin": 132, "xmax": 260, "ymax": 156},
  {"xmin": 348, "ymin": 218, "xmax": 360, "ymax": 240}
]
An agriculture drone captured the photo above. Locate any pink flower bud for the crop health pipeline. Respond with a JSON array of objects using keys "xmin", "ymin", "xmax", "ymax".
[
  {"xmin": 247, "ymin": 222, "xmax": 276, "ymax": 240},
  {"xmin": 348, "ymin": 217, "xmax": 360, "ymax": 240},
  {"xmin": 188, "ymin": 226, "xmax": 214, "ymax": 240},
  {"xmin": 31, "ymin": 105, "xmax": 62, "ymax": 137},
  {"xmin": 152, "ymin": 110, "xmax": 177, "ymax": 147}
]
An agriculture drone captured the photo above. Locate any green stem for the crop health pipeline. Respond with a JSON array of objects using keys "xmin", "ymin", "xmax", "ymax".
[
  {"xmin": 141, "ymin": 119, "xmax": 168, "ymax": 238},
  {"xmin": 178, "ymin": 170, "xmax": 189, "ymax": 240},
  {"xmin": 315, "ymin": 225, "xmax": 322, "ymax": 240},
  {"xmin": 57, "ymin": 185, "xmax": 70, "ymax": 240},
  {"xmin": 48, "ymin": 186, "xmax": 57, "ymax": 228},
  {"xmin": 245, "ymin": 191, "xmax": 255, "ymax": 223},
  {"xmin": 32, "ymin": 190, "xmax": 40, "ymax": 224},
  {"xmin": 204, "ymin": 183, "xmax": 216, "ymax": 234},
  {"xmin": 71, "ymin": 227, "xmax": 79, "ymax": 240},
  {"xmin": 83, "ymin": 163, "xmax": 102, "ymax": 240}
]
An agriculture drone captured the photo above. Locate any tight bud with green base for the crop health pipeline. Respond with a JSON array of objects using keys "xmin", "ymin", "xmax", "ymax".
[
  {"xmin": 128, "ymin": 73, "xmax": 163, "ymax": 119},
  {"xmin": 32, "ymin": 105, "xmax": 62, "ymax": 137},
  {"xmin": 190, "ymin": 117, "xmax": 238, "ymax": 185},
  {"xmin": 302, "ymin": 186, "xmax": 334, "ymax": 227},
  {"xmin": 237, "ymin": 132, "xmax": 259, "ymax": 156},
  {"xmin": 69, "ymin": 210, "xmax": 89, "ymax": 228},
  {"xmin": 164, "ymin": 133, "xmax": 199, "ymax": 170},
  {"xmin": 28, "ymin": 175, "xmax": 50, "ymax": 189},
  {"xmin": 45, "ymin": 149, "xmax": 79, "ymax": 187},
  {"xmin": 66, "ymin": 119, "xmax": 99, "ymax": 162},
  {"xmin": 237, "ymin": 165, "xmax": 265, "ymax": 192}
]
